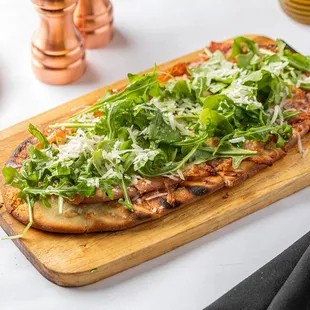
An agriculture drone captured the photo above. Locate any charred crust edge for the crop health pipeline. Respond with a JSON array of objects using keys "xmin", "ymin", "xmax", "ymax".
[
  {"xmin": 188, "ymin": 186, "xmax": 209, "ymax": 196},
  {"xmin": 6, "ymin": 137, "xmax": 35, "ymax": 167},
  {"xmin": 134, "ymin": 211, "xmax": 153, "ymax": 220},
  {"xmin": 159, "ymin": 198, "xmax": 182, "ymax": 209}
]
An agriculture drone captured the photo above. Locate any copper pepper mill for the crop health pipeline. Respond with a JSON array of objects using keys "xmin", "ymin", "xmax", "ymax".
[
  {"xmin": 31, "ymin": 0, "xmax": 86, "ymax": 85},
  {"xmin": 74, "ymin": 0, "xmax": 114, "ymax": 49}
]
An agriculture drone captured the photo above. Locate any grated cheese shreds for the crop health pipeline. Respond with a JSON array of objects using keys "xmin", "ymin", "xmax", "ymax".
[
  {"xmin": 270, "ymin": 105, "xmax": 280, "ymax": 124},
  {"xmin": 58, "ymin": 196, "xmax": 64, "ymax": 214},
  {"xmin": 145, "ymin": 192, "xmax": 168, "ymax": 201},
  {"xmin": 262, "ymin": 61, "xmax": 289, "ymax": 76},
  {"xmin": 177, "ymin": 169, "xmax": 185, "ymax": 180},
  {"xmin": 229, "ymin": 137, "xmax": 245, "ymax": 144},
  {"xmin": 58, "ymin": 129, "xmax": 100, "ymax": 161},
  {"xmin": 222, "ymin": 83, "xmax": 262, "ymax": 107},
  {"xmin": 297, "ymin": 133, "xmax": 308, "ymax": 158},
  {"xmin": 163, "ymin": 174, "xmax": 180, "ymax": 181},
  {"xmin": 297, "ymin": 133, "xmax": 304, "ymax": 154}
]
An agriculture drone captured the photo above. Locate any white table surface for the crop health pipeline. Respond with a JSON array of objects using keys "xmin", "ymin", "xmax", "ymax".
[{"xmin": 1, "ymin": 0, "xmax": 310, "ymax": 309}]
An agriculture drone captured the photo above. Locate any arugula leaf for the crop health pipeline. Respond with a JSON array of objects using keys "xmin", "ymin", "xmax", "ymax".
[
  {"xmin": 148, "ymin": 111, "xmax": 182, "ymax": 143},
  {"xmin": 208, "ymin": 82, "xmax": 227, "ymax": 94},
  {"xmin": 24, "ymin": 182, "xmax": 95, "ymax": 200},
  {"xmin": 74, "ymin": 69, "xmax": 160, "ymax": 116},
  {"xmin": 29, "ymin": 124, "xmax": 49, "ymax": 149},
  {"xmin": 200, "ymin": 108, "xmax": 234, "ymax": 136},
  {"xmin": 138, "ymin": 145, "xmax": 198, "ymax": 177},
  {"xmin": 284, "ymin": 50, "xmax": 310, "ymax": 72},
  {"xmin": 237, "ymin": 52, "xmax": 255, "ymax": 70},
  {"xmin": 267, "ymin": 76, "xmax": 287, "ymax": 105},
  {"xmin": 170, "ymin": 80, "xmax": 194, "ymax": 99},
  {"xmin": 298, "ymin": 82, "xmax": 310, "ymax": 90},
  {"xmin": 2, "ymin": 166, "xmax": 24, "ymax": 188},
  {"xmin": 229, "ymin": 36, "xmax": 260, "ymax": 59},
  {"xmin": 105, "ymin": 99, "xmax": 135, "ymax": 139},
  {"xmin": 189, "ymin": 144, "xmax": 256, "ymax": 168},
  {"xmin": 200, "ymin": 94, "xmax": 234, "ymax": 110},
  {"xmin": 276, "ymin": 39, "xmax": 286, "ymax": 56},
  {"xmin": 242, "ymin": 71, "xmax": 263, "ymax": 84},
  {"xmin": 173, "ymin": 132, "xmax": 209, "ymax": 147},
  {"xmin": 117, "ymin": 177, "xmax": 134, "ymax": 212},
  {"xmin": 233, "ymin": 123, "xmax": 292, "ymax": 147},
  {"xmin": 28, "ymin": 145, "xmax": 48, "ymax": 161},
  {"xmin": 55, "ymin": 163, "xmax": 71, "ymax": 176},
  {"xmin": 98, "ymin": 179, "xmax": 115, "ymax": 200},
  {"xmin": 283, "ymin": 110, "xmax": 299, "ymax": 119},
  {"xmin": 92, "ymin": 150, "xmax": 108, "ymax": 176}
]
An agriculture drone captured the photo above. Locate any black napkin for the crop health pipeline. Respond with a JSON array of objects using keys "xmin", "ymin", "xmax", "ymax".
[{"xmin": 205, "ymin": 231, "xmax": 310, "ymax": 310}]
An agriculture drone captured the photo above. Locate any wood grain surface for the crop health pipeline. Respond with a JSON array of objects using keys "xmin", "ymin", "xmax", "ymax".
[{"xmin": 1, "ymin": 35, "xmax": 309, "ymax": 287}]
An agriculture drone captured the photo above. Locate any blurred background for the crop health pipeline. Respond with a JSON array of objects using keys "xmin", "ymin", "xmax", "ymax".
[
  {"xmin": 0, "ymin": 0, "xmax": 309, "ymax": 132},
  {"xmin": 0, "ymin": 0, "xmax": 310, "ymax": 129}
]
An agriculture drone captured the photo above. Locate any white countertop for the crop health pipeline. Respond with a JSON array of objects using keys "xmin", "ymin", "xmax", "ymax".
[{"xmin": 1, "ymin": 0, "xmax": 310, "ymax": 309}]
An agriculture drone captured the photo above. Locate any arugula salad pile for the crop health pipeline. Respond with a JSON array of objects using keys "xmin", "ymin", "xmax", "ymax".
[{"xmin": 3, "ymin": 37, "xmax": 310, "ymax": 237}]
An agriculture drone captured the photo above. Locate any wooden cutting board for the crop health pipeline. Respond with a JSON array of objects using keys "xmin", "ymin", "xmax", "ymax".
[{"xmin": 1, "ymin": 35, "xmax": 310, "ymax": 287}]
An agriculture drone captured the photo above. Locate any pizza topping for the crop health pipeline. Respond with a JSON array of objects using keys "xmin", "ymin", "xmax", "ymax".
[
  {"xmin": 145, "ymin": 192, "xmax": 168, "ymax": 201},
  {"xmin": 297, "ymin": 133, "xmax": 308, "ymax": 158},
  {"xmin": 3, "ymin": 37, "xmax": 310, "ymax": 230}
]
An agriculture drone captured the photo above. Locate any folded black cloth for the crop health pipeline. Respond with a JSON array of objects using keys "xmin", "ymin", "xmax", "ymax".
[{"xmin": 205, "ymin": 231, "xmax": 310, "ymax": 310}]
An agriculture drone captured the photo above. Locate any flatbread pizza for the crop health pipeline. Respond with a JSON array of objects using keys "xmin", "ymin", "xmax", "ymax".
[{"xmin": 2, "ymin": 36, "xmax": 310, "ymax": 237}]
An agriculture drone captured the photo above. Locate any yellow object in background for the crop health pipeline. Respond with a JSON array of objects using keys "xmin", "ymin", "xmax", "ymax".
[{"xmin": 280, "ymin": 0, "xmax": 310, "ymax": 24}]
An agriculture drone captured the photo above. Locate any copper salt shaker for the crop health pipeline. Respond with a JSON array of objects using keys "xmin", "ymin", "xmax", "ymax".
[
  {"xmin": 31, "ymin": 0, "xmax": 86, "ymax": 85},
  {"xmin": 74, "ymin": 0, "xmax": 114, "ymax": 49}
]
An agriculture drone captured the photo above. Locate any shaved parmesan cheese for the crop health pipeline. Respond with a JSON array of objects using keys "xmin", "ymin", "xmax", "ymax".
[
  {"xmin": 127, "ymin": 127, "xmax": 140, "ymax": 145},
  {"xmin": 101, "ymin": 168, "xmax": 123, "ymax": 180},
  {"xmin": 290, "ymin": 69, "xmax": 297, "ymax": 79},
  {"xmin": 132, "ymin": 195, "xmax": 140, "ymax": 202},
  {"xmin": 177, "ymin": 169, "xmax": 185, "ymax": 180},
  {"xmin": 58, "ymin": 196, "xmax": 64, "ymax": 214},
  {"xmin": 203, "ymin": 47, "xmax": 213, "ymax": 57},
  {"xmin": 262, "ymin": 61, "xmax": 289, "ymax": 76},
  {"xmin": 133, "ymin": 150, "xmax": 159, "ymax": 171},
  {"xmin": 296, "ymin": 80, "xmax": 302, "ymax": 88},
  {"xmin": 167, "ymin": 112, "xmax": 176, "ymax": 130},
  {"xmin": 194, "ymin": 52, "xmax": 240, "ymax": 83},
  {"xmin": 145, "ymin": 192, "xmax": 168, "ymax": 201},
  {"xmin": 131, "ymin": 175, "xmax": 142, "ymax": 185},
  {"xmin": 222, "ymin": 84, "xmax": 261, "ymax": 107},
  {"xmin": 259, "ymin": 48, "xmax": 275, "ymax": 55},
  {"xmin": 270, "ymin": 105, "xmax": 280, "ymax": 124},
  {"xmin": 57, "ymin": 129, "xmax": 100, "ymax": 161},
  {"xmin": 301, "ymin": 74, "xmax": 310, "ymax": 83},
  {"xmin": 76, "ymin": 113, "xmax": 100, "ymax": 123},
  {"xmin": 85, "ymin": 177, "xmax": 100, "ymax": 188},
  {"xmin": 297, "ymin": 133, "xmax": 303, "ymax": 154},
  {"xmin": 297, "ymin": 133, "xmax": 308, "ymax": 159},
  {"xmin": 229, "ymin": 137, "xmax": 245, "ymax": 144},
  {"xmin": 280, "ymin": 99, "xmax": 287, "ymax": 108},
  {"xmin": 303, "ymin": 149, "xmax": 309, "ymax": 159},
  {"xmin": 163, "ymin": 174, "xmax": 180, "ymax": 181}
]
